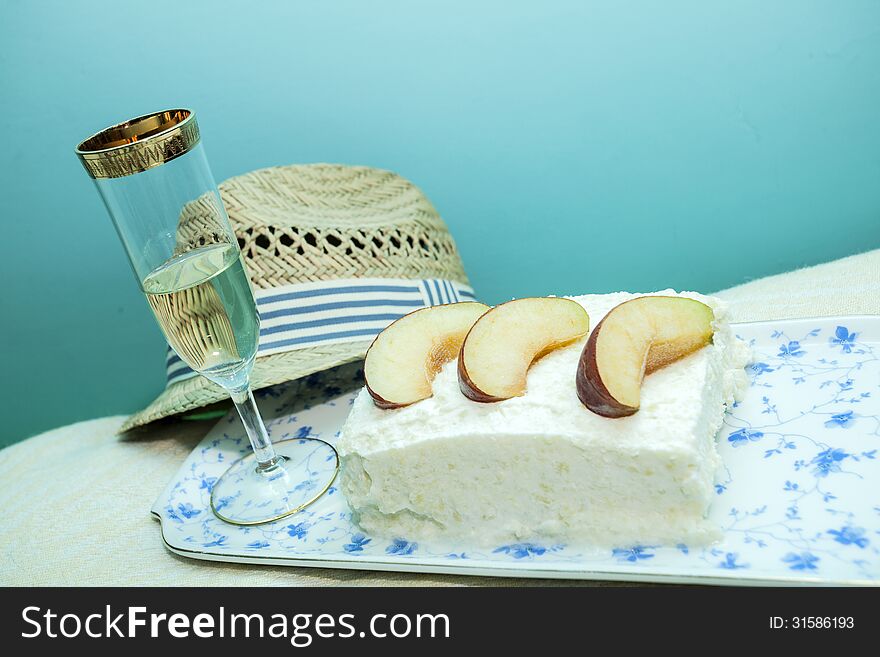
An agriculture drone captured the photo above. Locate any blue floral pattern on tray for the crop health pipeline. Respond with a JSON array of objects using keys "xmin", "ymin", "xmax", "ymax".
[{"xmin": 152, "ymin": 319, "xmax": 880, "ymax": 584}]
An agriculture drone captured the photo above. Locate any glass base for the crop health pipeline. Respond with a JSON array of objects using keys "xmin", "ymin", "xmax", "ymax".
[{"xmin": 210, "ymin": 438, "xmax": 339, "ymax": 525}]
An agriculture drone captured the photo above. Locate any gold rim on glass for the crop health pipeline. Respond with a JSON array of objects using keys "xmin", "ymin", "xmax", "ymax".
[
  {"xmin": 75, "ymin": 108, "xmax": 200, "ymax": 179},
  {"xmin": 209, "ymin": 437, "xmax": 341, "ymax": 526}
]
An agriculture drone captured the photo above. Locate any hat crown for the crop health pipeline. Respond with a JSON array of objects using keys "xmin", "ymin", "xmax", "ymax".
[{"xmin": 210, "ymin": 164, "xmax": 468, "ymax": 290}]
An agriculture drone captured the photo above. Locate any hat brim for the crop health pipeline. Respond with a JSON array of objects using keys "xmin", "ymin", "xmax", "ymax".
[{"xmin": 119, "ymin": 340, "xmax": 370, "ymax": 433}]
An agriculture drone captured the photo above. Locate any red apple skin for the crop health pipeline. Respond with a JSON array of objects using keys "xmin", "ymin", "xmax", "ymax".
[
  {"xmin": 576, "ymin": 296, "xmax": 714, "ymax": 417},
  {"xmin": 457, "ymin": 356, "xmax": 508, "ymax": 403},
  {"xmin": 575, "ymin": 315, "xmax": 639, "ymax": 418},
  {"xmin": 457, "ymin": 297, "xmax": 590, "ymax": 403},
  {"xmin": 365, "ymin": 329, "xmax": 405, "ymax": 408},
  {"xmin": 364, "ymin": 301, "xmax": 491, "ymax": 409},
  {"xmin": 366, "ymin": 386, "xmax": 408, "ymax": 410}
]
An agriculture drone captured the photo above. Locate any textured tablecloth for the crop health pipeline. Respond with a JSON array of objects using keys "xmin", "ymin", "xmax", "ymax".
[{"xmin": 2, "ymin": 249, "xmax": 878, "ymax": 586}]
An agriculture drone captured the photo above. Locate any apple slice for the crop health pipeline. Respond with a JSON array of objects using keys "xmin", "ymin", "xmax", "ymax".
[
  {"xmin": 365, "ymin": 301, "xmax": 490, "ymax": 409},
  {"xmin": 458, "ymin": 297, "xmax": 590, "ymax": 402},
  {"xmin": 576, "ymin": 296, "xmax": 714, "ymax": 417}
]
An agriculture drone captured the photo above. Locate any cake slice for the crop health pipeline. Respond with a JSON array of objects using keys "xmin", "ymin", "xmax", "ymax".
[{"xmin": 338, "ymin": 290, "xmax": 750, "ymax": 548}]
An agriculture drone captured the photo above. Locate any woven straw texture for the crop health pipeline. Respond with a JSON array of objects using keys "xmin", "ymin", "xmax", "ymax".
[{"xmin": 121, "ymin": 164, "xmax": 469, "ymax": 432}]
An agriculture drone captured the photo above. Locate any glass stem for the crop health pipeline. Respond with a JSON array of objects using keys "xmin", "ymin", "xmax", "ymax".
[{"xmin": 230, "ymin": 384, "xmax": 281, "ymax": 471}]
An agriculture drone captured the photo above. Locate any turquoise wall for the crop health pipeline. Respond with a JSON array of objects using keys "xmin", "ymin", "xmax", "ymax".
[{"xmin": 2, "ymin": 0, "xmax": 879, "ymax": 446}]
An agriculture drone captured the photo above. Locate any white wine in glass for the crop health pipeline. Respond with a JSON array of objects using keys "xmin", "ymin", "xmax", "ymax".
[
  {"xmin": 76, "ymin": 109, "xmax": 338, "ymax": 525},
  {"xmin": 144, "ymin": 244, "xmax": 257, "ymax": 388}
]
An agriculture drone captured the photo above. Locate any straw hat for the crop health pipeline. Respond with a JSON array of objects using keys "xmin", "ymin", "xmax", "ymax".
[{"xmin": 121, "ymin": 163, "xmax": 473, "ymax": 431}]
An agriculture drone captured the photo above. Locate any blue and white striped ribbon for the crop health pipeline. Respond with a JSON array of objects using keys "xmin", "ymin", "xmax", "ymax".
[{"xmin": 165, "ymin": 277, "xmax": 476, "ymax": 385}]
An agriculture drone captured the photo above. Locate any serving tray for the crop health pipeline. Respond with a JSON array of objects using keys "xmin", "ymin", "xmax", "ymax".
[{"xmin": 152, "ymin": 317, "xmax": 880, "ymax": 585}]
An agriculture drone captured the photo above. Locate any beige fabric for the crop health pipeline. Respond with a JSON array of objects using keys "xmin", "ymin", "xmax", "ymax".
[
  {"xmin": 2, "ymin": 249, "xmax": 878, "ymax": 586},
  {"xmin": 713, "ymin": 248, "xmax": 880, "ymax": 321}
]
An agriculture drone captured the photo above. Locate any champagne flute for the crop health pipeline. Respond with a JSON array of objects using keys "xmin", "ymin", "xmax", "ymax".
[{"xmin": 76, "ymin": 109, "xmax": 338, "ymax": 525}]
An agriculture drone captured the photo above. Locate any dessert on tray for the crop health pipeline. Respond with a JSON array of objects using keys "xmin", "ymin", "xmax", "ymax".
[{"xmin": 338, "ymin": 290, "xmax": 751, "ymax": 548}]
